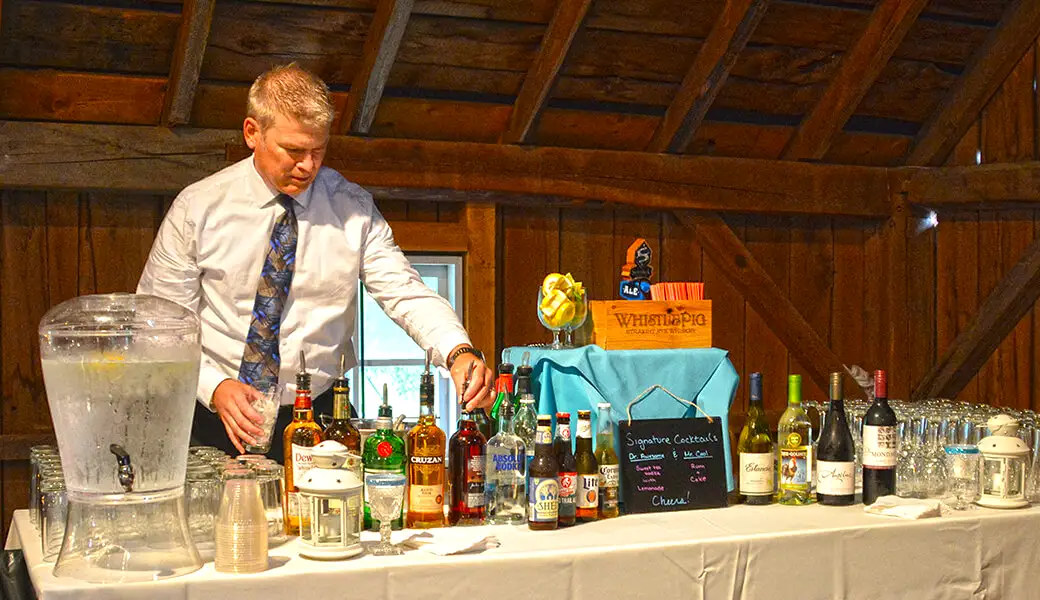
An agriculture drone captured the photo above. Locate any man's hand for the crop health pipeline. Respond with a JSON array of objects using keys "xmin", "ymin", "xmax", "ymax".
[
  {"xmin": 449, "ymin": 348, "xmax": 494, "ymax": 412},
  {"xmin": 211, "ymin": 379, "xmax": 267, "ymax": 454}
]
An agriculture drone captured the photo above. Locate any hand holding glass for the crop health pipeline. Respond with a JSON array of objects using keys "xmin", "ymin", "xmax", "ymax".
[
  {"xmin": 364, "ymin": 473, "xmax": 406, "ymax": 556},
  {"xmin": 244, "ymin": 385, "xmax": 281, "ymax": 455}
]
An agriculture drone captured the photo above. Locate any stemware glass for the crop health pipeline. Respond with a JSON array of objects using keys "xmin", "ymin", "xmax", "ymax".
[
  {"xmin": 563, "ymin": 289, "xmax": 588, "ymax": 348},
  {"xmin": 536, "ymin": 288, "xmax": 566, "ymax": 350},
  {"xmin": 365, "ymin": 473, "xmax": 406, "ymax": 556}
]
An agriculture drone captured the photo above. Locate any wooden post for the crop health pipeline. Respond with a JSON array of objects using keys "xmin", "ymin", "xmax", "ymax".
[
  {"xmin": 162, "ymin": 0, "xmax": 216, "ymax": 127},
  {"xmin": 463, "ymin": 203, "xmax": 497, "ymax": 359}
]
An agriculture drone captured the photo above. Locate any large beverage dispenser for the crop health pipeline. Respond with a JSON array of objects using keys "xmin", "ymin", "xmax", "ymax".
[{"xmin": 38, "ymin": 294, "xmax": 204, "ymax": 582}]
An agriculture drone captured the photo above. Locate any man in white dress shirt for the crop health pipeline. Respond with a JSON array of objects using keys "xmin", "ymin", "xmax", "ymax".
[{"xmin": 138, "ymin": 63, "xmax": 493, "ymax": 457}]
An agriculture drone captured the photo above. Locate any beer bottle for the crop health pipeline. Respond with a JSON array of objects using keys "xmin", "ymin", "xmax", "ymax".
[
  {"xmin": 528, "ymin": 415, "xmax": 560, "ymax": 530},
  {"xmin": 574, "ymin": 410, "xmax": 599, "ymax": 522},
  {"xmin": 595, "ymin": 402, "xmax": 620, "ymax": 519},
  {"xmin": 554, "ymin": 412, "xmax": 577, "ymax": 527}
]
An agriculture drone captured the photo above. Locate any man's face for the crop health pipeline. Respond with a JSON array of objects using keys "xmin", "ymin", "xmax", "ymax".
[{"xmin": 243, "ymin": 112, "xmax": 329, "ymax": 196}]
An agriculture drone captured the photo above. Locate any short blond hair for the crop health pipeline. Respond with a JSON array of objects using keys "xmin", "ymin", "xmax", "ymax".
[{"xmin": 247, "ymin": 63, "xmax": 335, "ymax": 131}]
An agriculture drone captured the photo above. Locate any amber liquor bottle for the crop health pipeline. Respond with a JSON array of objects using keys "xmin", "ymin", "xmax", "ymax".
[
  {"xmin": 322, "ymin": 356, "xmax": 361, "ymax": 455},
  {"xmin": 282, "ymin": 352, "xmax": 324, "ymax": 535},
  {"xmin": 449, "ymin": 409, "xmax": 487, "ymax": 525},
  {"xmin": 406, "ymin": 349, "xmax": 447, "ymax": 528}
]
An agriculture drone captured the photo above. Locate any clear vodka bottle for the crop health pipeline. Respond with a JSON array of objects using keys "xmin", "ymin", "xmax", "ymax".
[{"xmin": 485, "ymin": 400, "xmax": 527, "ymax": 524}]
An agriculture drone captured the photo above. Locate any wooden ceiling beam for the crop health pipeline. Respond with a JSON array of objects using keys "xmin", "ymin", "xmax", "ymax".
[
  {"xmin": 781, "ymin": 0, "xmax": 928, "ymax": 161},
  {"xmin": 646, "ymin": 0, "xmax": 771, "ymax": 154},
  {"xmin": 913, "ymin": 233, "xmax": 1040, "ymax": 400},
  {"xmin": 673, "ymin": 210, "xmax": 847, "ymax": 394},
  {"xmin": 901, "ymin": 162, "xmax": 1040, "ymax": 208},
  {"xmin": 341, "ymin": 0, "xmax": 416, "ymax": 135},
  {"xmin": 162, "ymin": 0, "xmax": 216, "ymax": 127},
  {"xmin": 906, "ymin": 0, "xmax": 1040, "ymax": 166},
  {"xmin": 1, "ymin": 120, "xmax": 892, "ymax": 217},
  {"xmin": 499, "ymin": 0, "xmax": 592, "ymax": 145}
]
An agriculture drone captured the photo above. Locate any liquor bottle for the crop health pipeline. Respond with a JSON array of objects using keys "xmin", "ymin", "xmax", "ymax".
[
  {"xmin": 362, "ymin": 387, "xmax": 405, "ymax": 530},
  {"xmin": 485, "ymin": 397, "xmax": 527, "ymax": 525},
  {"xmin": 406, "ymin": 349, "xmax": 446, "ymax": 528},
  {"xmin": 575, "ymin": 410, "xmax": 599, "ymax": 522},
  {"xmin": 322, "ymin": 355, "xmax": 361, "ymax": 454},
  {"xmin": 282, "ymin": 351, "xmax": 324, "ymax": 535},
  {"xmin": 528, "ymin": 415, "xmax": 560, "ymax": 530},
  {"xmin": 514, "ymin": 370, "xmax": 538, "ymax": 473},
  {"xmin": 448, "ymin": 409, "xmax": 487, "ymax": 525},
  {"xmin": 595, "ymin": 402, "xmax": 620, "ymax": 519},
  {"xmin": 816, "ymin": 372, "xmax": 856, "ymax": 506},
  {"xmin": 488, "ymin": 356, "xmax": 515, "ymax": 436},
  {"xmin": 862, "ymin": 369, "xmax": 898, "ymax": 505},
  {"xmin": 777, "ymin": 375, "xmax": 812, "ymax": 505},
  {"xmin": 738, "ymin": 372, "xmax": 774, "ymax": 505},
  {"xmin": 554, "ymin": 412, "xmax": 577, "ymax": 526}
]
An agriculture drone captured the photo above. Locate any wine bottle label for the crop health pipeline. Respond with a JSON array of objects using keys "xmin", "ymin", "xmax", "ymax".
[
  {"xmin": 529, "ymin": 476, "xmax": 559, "ymax": 522},
  {"xmin": 409, "ymin": 484, "xmax": 444, "ymax": 512},
  {"xmin": 816, "ymin": 460, "xmax": 855, "ymax": 495},
  {"xmin": 739, "ymin": 452, "xmax": 775, "ymax": 494},
  {"xmin": 577, "ymin": 473, "xmax": 599, "ymax": 508},
  {"xmin": 779, "ymin": 447, "xmax": 810, "ymax": 491},
  {"xmin": 578, "ymin": 420, "xmax": 592, "ymax": 438},
  {"xmin": 559, "ymin": 471, "xmax": 577, "ymax": 506},
  {"xmin": 599, "ymin": 465, "xmax": 619, "ymax": 509},
  {"xmin": 862, "ymin": 425, "xmax": 898, "ymax": 468}
]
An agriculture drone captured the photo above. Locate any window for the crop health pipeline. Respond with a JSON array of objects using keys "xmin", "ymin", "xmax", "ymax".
[{"xmin": 349, "ymin": 255, "xmax": 463, "ymax": 436}]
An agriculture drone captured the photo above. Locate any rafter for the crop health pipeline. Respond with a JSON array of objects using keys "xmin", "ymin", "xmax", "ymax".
[
  {"xmin": 902, "ymin": 162, "xmax": 1040, "ymax": 207},
  {"xmin": 906, "ymin": 0, "xmax": 1040, "ymax": 166},
  {"xmin": 0, "ymin": 121, "xmax": 892, "ymax": 216},
  {"xmin": 341, "ymin": 0, "xmax": 416, "ymax": 135},
  {"xmin": 499, "ymin": 0, "xmax": 592, "ymax": 145},
  {"xmin": 673, "ymin": 210, "xmax": 847, "ymax": 394},
  {"xmin": 781, "ymin": 0, "xmax": 928, "ymax": 161},
  {"xmin": 913, "ymin": 234, "xmax": 1040, "ymax": 400},
  {"xmin": 162, "ymin": 0, "xmax": 216, "ymax": 127},
  {"xmin": 646, "ymin": 0, "xmax": 770, "ymax": 154}
]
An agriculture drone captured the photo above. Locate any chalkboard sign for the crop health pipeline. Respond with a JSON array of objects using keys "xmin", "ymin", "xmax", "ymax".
[{"xmin": 618, "ymin": 417, "xmax": 728, "ymax": 513}]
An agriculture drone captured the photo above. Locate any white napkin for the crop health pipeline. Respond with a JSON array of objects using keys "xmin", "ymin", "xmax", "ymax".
[
  {"xmin": 400, "ymin": 530, "xmax": 501, "ymax": 556},
  {"xmin": 864, "ymin": 495, "xmax": 942, "ymax": 520}
]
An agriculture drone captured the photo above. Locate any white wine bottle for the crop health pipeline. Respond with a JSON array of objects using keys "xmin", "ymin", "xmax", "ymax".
[
  {"xmin": 777, "ymin": 375, "xmax": 812, "ymax": 505},
  {"xmin": 738, "ymin": 373, "xmax": 774, "ymax": 504}
]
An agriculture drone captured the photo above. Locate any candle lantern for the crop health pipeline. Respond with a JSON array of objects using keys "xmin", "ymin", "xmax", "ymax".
[
  {"xmin": 977, "ymin": 415, "xmax": 1030, "ymax": 509},
  {"xmin": 296, "ymin": 441, "xmax": 364, "ymax": 559}
]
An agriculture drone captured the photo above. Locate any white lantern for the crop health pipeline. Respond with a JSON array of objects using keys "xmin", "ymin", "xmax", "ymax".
[
  {"xmin": 296, "ymin": 441, "xmax": 364, "ymax": 559},
  {"xmin": 977, "ymin": 415, "xmax": 1030, "ymax": 509}
]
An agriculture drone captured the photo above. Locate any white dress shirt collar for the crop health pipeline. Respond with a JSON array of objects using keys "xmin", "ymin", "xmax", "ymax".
[{"xmin": 248, "ymin": 156, "xmax": 314, "ymax": 211}]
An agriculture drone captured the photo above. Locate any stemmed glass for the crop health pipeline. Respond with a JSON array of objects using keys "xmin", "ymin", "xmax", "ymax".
[
  {"xmin": 563, "ymin": 289, "xmax": 588, "ymax": 348},
  {"xmin": 536, "ymin": 288, "xmax": 567, "ymax": 349},
  {"xmin": 364, "ymin": 473, "xmax": 406, "ymax": 556}
]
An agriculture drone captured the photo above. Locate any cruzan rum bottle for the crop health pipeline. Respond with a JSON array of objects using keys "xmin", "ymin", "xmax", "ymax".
[{"xmin": 406, "ymin": 349, "xmax": 446, "ymax": 528}]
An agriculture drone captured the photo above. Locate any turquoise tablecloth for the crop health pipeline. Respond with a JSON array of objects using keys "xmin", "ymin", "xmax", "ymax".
[{"xmin": 503, "ymin": 346, "xmax": 740, "ymax": 490}]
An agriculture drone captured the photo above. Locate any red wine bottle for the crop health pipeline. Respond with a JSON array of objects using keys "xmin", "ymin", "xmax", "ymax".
[
  {"xmin": 862, "ymin": 370, "xmax": 897, "ymax": 505},
  {"xmin": 816, "ymin": 372, "xmax": 856, "ymax": 506}
]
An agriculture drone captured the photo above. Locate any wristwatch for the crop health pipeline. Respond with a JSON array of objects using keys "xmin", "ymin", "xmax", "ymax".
[{"xmin": 446, "ymin": 346, "xmax": 484, "ymax": 369}]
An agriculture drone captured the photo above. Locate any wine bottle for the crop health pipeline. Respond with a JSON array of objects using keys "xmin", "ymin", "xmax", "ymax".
[
  {"xmin": 777, "ymin": 375, "xmax": 812, "ymax": 505},
  {"xmin": 816, "ymin": 372, "xmax": 856, "ymax": 506},
  {"xmin": 862, "ymin": 369, "xmax": 898, "ymax": 505},
  {"xmin": 737, "ymin": 372, "xmax": 774, "ymax": 504}
]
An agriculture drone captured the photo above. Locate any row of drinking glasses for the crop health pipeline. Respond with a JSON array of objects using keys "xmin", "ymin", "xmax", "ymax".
[{"xmin": 29, "ymin": 445, "xmax": 66, "ymax": 562}]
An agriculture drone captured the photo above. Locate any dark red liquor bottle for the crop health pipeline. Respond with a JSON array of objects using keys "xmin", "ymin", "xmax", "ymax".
[{"xmin": 448, "ymin": 409, "xmax": 488, "ymax": 525}]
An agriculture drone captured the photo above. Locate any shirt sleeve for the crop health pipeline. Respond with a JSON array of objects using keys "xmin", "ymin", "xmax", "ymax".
[
  {"xmin": 137, "ymin": 194, "xmax": 229, "ymax": 410},
  {"xmin": 358, "ymin": 202, "xmax": 471, "ymax": 368}
]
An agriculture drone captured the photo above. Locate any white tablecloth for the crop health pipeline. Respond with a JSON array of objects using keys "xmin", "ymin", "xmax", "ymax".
[{"xmin": 7, "ymin": 504, "xmax": 1040, "ymax": 600}]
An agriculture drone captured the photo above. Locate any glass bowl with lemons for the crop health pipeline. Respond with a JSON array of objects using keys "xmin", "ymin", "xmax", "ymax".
[{"xmin": 537, "ymin": 273, "xmax": 587, "ymax": 349}]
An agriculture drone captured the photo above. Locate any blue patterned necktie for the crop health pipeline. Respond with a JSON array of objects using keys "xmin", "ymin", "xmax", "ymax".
[{"xmin": 238, "ymin": 194, "xmax": 297, "ymax": 391}]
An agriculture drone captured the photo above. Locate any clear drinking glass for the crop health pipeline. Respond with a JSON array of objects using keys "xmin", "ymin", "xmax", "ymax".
[
  {"xmin": 944, "ymin": 444, "xmax": 981, "ymax": 509},
  {"xmin": 253, "ymin": 463, "xmax": 286, "ymax": 545},
  {"xmin": 214, "ymin": 468, "xmax": 268, "ymax": 574},
  {"xmin": 30, "ymin": 451, "xmax": 61, "ymax": 531},
  {"xmin": 243, "ymin": 385, "xmax": 282, "ymax": 455},
  {"xmin": 40, "ymin": 475, "xmax": 67, "ymax": 563},
  {"xmin": 184, "ymin": 464, "xmax": 220, "ymax": 548},
  {"xmin": 364, "ymin": 473, "xmax": 406, "ymax": 556}
]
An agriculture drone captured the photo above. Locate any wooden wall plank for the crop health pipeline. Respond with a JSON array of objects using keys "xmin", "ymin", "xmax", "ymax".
[
  {"xmin": 163, "ymin": 0, "xmax": 216, "ymax": 126},
  {"xmin": 788, "ymin": 216, "xmax": 834, "ymax": 404},
  {"xmin": 831, "ymin": 219, "xmax": 868, "ymax": 398},
  {"xmin": 743, "ymin": 215, "xmax": 790, "ymax": 417},
  {"xmin": 82, "ymin": 193, "xmax": 165, "ymax": 294},
  {"xmin": 559, "ymin": 207, "xmax": 614, "ymax": 346},
  {"xmin": 499, "ymin": 207, "xmax": 560, "ymax": 348},
  {"xmin": 463, "ymin": 203, "xmax": 496, "ymax": 358},
  {"xmin": 342, "ymin": 0, "xmax": 416, "ymax": 134},
  {"xmin": 701, "ymin": 215, "xmax": 747, "ymax": 410},
  {"xmin": 0, "ymin": 69, "xmax": 165, "ymax": 124}
]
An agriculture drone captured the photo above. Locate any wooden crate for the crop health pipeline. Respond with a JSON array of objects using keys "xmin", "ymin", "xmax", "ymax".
[{"xmin": 589, "ymin": 300, "xmax": 712, "ymax": 350}]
